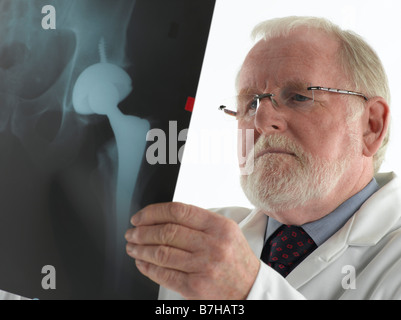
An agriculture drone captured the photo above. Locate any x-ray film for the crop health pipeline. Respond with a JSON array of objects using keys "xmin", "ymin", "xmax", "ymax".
[{"xmin": 0, "ymin": 0, "xmax": 215, "ymax": 299}]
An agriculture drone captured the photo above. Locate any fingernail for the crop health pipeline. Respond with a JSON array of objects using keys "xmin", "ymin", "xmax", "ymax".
[
  {"xmin": 124, "ymin": 229, "xmax": 134, "ymax": 241},
  {"xmin": 126, "ymin": 243, "xmax": 137, "ymax": 255},
  {"xmin": 130, "ymin": 211, "xmax": 142, "ymax": 226}
]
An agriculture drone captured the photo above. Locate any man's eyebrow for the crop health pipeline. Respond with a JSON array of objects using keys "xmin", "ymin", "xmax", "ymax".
[
  {"xmin": 280, "ymin": 79, "xmax": 310, "ymax": 89},
  {"xmin": 237, "ymin": 87, "xmax": 260, "ymax": 95},
  {"xmin": 238, "ymin": 79, "xmax": 311, "ymax": 95}
]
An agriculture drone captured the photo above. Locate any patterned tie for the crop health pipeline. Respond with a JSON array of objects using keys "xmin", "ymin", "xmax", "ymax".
[{"xmin": 261, "ymin": 225, "xmax": 317, "ymax": 277}]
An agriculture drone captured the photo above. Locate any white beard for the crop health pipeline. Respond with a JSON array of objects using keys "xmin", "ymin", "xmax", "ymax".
[{"xmin": 240, "ymin": 134, "xmax": 355, "ymax": 213}]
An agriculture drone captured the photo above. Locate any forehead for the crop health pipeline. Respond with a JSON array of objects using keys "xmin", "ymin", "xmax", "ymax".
[{"xmin": 238, "ymin": 28, "xmax": 343, "ymax": 91}]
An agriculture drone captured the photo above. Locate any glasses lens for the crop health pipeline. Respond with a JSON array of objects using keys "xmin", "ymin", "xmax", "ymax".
[
  {"xmin": 279, "ymin": 83, "xmax": 314, "ymax": 109},
  {"xmin": 220, "ymin": 83, "xmax": 315, "ymax": 120},
  {"xmin": 237, "ymin": 94, "xmax": 259, "ymax": 118}
]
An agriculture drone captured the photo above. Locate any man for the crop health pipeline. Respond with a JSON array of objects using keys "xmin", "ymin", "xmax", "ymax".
[{"xmin": 125, "ymin": 16, "xmax": 399, "ymax": 299}]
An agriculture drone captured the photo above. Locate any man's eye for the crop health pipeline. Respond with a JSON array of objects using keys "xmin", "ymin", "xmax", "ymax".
[
  {"xmin": 293, "ymin": 94, "xmax": 310, "ymax": 102},
  {"xmin": 284, "ymin": 92, "xmax": 314, "ymax": 109},
  {"xmin": 250, "ymin": 99, "xmax": 259, "ymax": 110}
]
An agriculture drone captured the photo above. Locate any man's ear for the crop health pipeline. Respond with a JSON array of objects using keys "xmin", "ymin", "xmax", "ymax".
[{"xmin": 362, "ymin": 97, "xmax": 390, "ymax": 157}]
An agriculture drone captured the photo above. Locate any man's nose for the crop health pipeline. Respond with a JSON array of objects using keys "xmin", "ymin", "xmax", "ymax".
[{"xmin": 254, "ymin": 98, "xmax": 288, "ymax": 134}]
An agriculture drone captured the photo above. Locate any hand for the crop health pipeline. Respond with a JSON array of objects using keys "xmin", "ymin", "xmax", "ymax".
[{"xmin": 125, "ymin": 202, "xmax": 260, "ymax": 300}]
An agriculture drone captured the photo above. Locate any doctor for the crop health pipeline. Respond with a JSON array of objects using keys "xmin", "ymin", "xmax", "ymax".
[{"xmin": 125, "ymin": 16, "xmax": 400, "ymax": 299}]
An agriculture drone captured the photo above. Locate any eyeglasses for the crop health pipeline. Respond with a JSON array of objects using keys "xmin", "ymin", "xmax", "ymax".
[{"xmin": 219, "ymin": 84, "xmax": 368, "ymax": 119}]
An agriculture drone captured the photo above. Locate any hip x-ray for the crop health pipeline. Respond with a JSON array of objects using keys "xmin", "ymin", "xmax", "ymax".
[{"xmin": 0, "ymin": 0, "xmax": 215, "ymax": 299}]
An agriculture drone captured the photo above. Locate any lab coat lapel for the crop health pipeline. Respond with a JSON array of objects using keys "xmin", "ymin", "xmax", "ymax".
[
  {"xmin": 285, "ymin": 214, "xmax": 353, "ymax": 289},
  {"xmin": 239, "ymin": 209, "xmax": 268, "ymax": 258},
  {"xmin": 286, "ymin": 172, "xmax": 401, "ymax": 289}
]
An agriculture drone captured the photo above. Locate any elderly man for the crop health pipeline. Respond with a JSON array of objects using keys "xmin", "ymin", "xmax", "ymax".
[{"xmin": 125, "ymin": 16, "xmax": 399, "ymax": 299}]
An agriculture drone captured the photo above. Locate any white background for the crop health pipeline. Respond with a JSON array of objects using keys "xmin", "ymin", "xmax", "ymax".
[{"xmin": 174, "ymin": 0, "xmax": 401, "ymax": 209}]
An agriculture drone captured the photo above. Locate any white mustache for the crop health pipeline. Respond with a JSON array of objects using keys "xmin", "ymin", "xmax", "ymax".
[
  {"xmin": 240, "ymin": 134, "xmax": 309, "ymax": 176},
  {"xmin": 252, "ymin": 134, "xmax": 306, "ymax": 162}
]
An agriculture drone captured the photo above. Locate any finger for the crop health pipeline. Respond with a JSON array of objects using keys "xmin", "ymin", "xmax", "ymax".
[
  {"xmin": 134, "ymin": 260, "xmax": 191, "ymax": 298},
  {"xmin": 131, "ymin": 202, "xmax": 223, "ymax": 231},
  {"xmin": 126, "ymin": 243, "xmax": 197, "ymax": 273},
  {"xmin": 125, "ymin": 223, "xmax": 205, "ymax": 252}
]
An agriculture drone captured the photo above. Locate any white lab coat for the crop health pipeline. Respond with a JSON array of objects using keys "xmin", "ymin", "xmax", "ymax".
[{"xmin": 159, "ymin": 171, "xmax": 401, "ymax": 300}]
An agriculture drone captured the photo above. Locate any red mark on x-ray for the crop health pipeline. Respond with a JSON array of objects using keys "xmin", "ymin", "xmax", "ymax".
[{"xmin": 185, "ymin": 96, "xmax": 195, "ymax": 112}]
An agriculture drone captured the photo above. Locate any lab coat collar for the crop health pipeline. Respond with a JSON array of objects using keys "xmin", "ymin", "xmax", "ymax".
[{"xmin": 239, "ymin": 208, "xmax": 267, "ymax": 258}]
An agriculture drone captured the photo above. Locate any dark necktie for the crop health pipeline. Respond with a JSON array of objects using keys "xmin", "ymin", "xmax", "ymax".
[{"xmin": 261, "ymin": 225, "xmax": 317, "ymax": 277}]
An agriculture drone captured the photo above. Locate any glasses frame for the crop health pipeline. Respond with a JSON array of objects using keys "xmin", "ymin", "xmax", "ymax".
[
  {"xmin": 308, "ymin": 86, "xmax": 368, "ymax": 101},
  {"xmin": 219, "ymin": 85, "xmax": 369, "ymax": 117}
]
